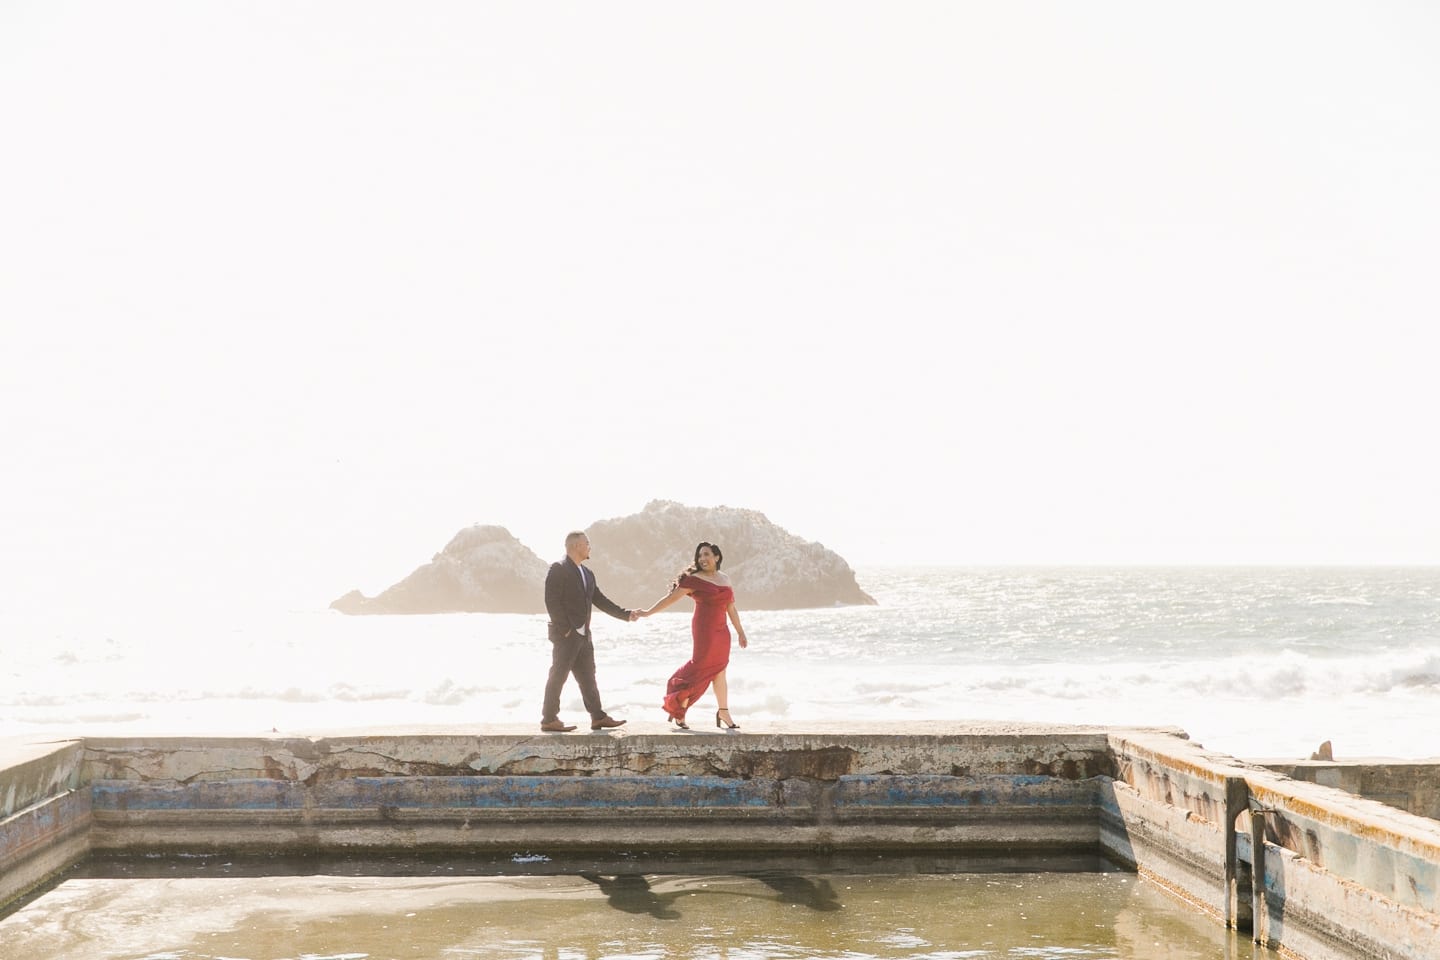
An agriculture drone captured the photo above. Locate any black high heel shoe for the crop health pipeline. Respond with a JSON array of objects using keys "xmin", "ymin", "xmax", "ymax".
[
  {"xmin": 716, "ymin": 709, "xmax": 739, "ymax": 730},
  {"xmin": 669, "ymin": 715, "xmax": 689, "ymax": 730}
]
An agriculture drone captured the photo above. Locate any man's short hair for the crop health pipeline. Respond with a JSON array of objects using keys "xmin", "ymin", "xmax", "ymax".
[{"xmin": 565, "ymin": 530, "xmax": 588, "ymax": 550}]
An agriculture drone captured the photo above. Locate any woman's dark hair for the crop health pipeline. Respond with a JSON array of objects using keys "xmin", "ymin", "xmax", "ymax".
[{"xmin": 669, "ymin": 541, "xmax": 723, "ymax": 590}]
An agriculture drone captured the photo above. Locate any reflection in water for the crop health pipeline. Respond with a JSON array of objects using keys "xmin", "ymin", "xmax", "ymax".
[
  {"xmin": 1227, "ymin": 931, "xmax": 1272, "ymax": 960},
  {"xmin": 578, "ymin": 869, "xmax": 844, "ymax": 922},
  {"xmin": 576, "ymin": 869, "xmax": 840, "ymax": 921},
  {"xmin": 542, "ymin": 945, "xmax": 599, "ymax": 960},
  {"xmin": 738, "ymin": 869, "xmax": 843, "ymax": 911},
  {"xmin": 578, "ymin": 871, "xmax": 683, "ymax": 919},
  {"xmin": 1113, "ymin": 874, "xmax": 1274, "ymax": 960}
]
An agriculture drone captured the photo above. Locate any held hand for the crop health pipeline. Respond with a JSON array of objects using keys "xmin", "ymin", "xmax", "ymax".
[{"xmin": 628, "ymin": 610, "xmax": 640, "ymax": 622}]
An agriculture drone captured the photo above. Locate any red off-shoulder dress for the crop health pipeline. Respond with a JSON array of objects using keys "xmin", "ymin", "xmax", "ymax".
[{"xmin": 662, "ymin": 574, "xmax": 734, "ymax": 722}]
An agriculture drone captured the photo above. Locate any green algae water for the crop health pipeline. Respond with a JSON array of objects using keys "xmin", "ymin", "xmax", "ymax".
[{"xmin": 1, "ymin": 855, "xmax": 1281, "ymax": 960}]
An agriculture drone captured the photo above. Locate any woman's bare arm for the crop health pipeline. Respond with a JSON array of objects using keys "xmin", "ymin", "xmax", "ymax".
[
  {"xmin": 727, "ymin": 602, "xmax": 748, "ymax": 648},
  {"xmin": 640, "ymin": 585, "xmax": 693, "ymax": 617}
]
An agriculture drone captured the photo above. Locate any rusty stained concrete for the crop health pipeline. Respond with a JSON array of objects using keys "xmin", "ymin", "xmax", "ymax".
[
  {"xmin": 1111, "ymin": 731, "xmax": 1440, "ymax": 905},
  {"xmin": 1107, "ymin": 731, "xmax": 1440, "ymax": 960},
  {"xmin": 1259, "ymin": 760, "xmax": 1440, "ymax": 822}
]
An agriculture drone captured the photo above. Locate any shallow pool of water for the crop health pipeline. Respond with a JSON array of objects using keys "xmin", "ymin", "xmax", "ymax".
[{"xmin": 1, "ymin": 853, "xmax": 1280, "ymax": 960}]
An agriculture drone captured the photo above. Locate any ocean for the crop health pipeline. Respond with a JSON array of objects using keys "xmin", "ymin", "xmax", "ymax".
[{"xmin": 5, "ymin": 566, "xmax": 1438, "ymax": 761}]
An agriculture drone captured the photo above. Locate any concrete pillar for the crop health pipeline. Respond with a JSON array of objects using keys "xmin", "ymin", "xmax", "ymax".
[
  {"xmin": 1224, "ymin": 776, "xmax": 1251, "ymax": 932},
  {"xmin": 1250, "ymin": 807, "xmax": 1267, "ymax": 946}
]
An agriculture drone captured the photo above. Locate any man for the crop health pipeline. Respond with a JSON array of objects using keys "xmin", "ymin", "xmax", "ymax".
[{"xmin": 541, "ymin": 530, "xmax": 636, "ymax": 732}]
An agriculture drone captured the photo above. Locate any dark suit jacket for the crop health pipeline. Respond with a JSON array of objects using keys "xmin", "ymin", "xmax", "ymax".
[{"xmin": 545, "ymin": 558, "xmax": 631, "ymax": 641}]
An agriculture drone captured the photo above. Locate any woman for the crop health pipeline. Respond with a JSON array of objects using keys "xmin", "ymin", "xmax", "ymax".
[{"xmin": 639, "ymin": 542, "xmax": 748, "ymax": 730}]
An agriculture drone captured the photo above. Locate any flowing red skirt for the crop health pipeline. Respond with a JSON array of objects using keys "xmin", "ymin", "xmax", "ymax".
[{"xmin": 663, "ymin": 602, "xmax": 732, "ymax": 721}]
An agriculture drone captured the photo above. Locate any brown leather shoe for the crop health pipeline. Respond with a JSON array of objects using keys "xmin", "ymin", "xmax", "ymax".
[
  {"xmin": 590, "ymin": 716, "xmax": 627, "ymax": 730},
  {"xmin": 540, "ymin": 719, "xmax": 577, "ymax": 732}
]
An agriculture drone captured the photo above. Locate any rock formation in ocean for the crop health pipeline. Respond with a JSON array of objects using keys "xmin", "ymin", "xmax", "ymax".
[
  {"xmin": 330, "ymin": 501, "xmax": 875, "ymax": 614},
  {"xmin": 329, "ymin": 525, "xmax": 548, "ymax": 615},
  {"xmin": 583, "ymin": 500, "xmax": 876, "ymax": 611}
]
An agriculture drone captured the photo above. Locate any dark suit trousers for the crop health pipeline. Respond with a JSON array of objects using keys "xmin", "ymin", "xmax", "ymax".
[{"xmin": 542, "ymin": 632, "xmax": 605, "ymax": 722}]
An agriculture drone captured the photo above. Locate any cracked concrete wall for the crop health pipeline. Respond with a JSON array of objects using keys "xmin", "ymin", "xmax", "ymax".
[
  {"xmin": 1106, "ymin": 731, "xmax": 1440, "ymax": 960},
  {"xmin": 74, "ymin": 732, "xmax": 1117, "ymax": 858}
]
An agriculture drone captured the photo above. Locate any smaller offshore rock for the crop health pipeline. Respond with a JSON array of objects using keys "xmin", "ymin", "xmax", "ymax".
[{"xmin": 329, "ymin": 525, "xmax": 546, "ymax": 615}]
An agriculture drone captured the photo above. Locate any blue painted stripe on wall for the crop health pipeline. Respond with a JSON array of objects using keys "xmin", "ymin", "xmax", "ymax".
[
  {"xmin": 89, "ymin": 776, "xmax": 779, "ymax": 812},
  {"xmin": 87, "ymin": 774, "xmax": 1097, "ymax": 814},
  {"xmin": 319, "ymin": 776, "xmax": 777, "ymax": 809},
  {"xmin": 834, "ymin": 774, "xmax": 1098, "ymax": 808},
  {"xmin": 0, "ymin": 791, "xmax": 89, "ymax": 860},
  {"xmin": 91, "ymin": 779, "xmax": 306, "ymax": 811}
]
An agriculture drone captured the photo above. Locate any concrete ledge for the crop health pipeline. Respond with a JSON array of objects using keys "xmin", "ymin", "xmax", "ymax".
[
  {"xmin": 76, "ymin": 728, "xmax": 1121, "ymax": 782},
  {"xmin": 0, "ymin": 740, "xmax": 84, "ymax": 819},
  {"xmin": 1258, "ymin": 759, "xmax": 1440, "ymax": 821}
]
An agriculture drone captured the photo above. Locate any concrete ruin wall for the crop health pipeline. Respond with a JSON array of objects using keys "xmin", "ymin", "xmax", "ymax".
[
  {"xmin": 3, "ymin": 727, "xmax": 1439, "ymax": 960},
  {"xmin": 1260, "ymin": 759, "xmax": 1440, "ymax": 821},
  {"xmin": 1107, "ymin": 731, "xmax": 1440, "ymax": 960},
  {"xmin": 76, "ymin": 731, "xmax": 1114, "ymax": 856}
]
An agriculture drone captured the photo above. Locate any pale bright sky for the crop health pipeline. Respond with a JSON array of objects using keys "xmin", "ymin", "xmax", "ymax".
[{"xmin": 3, "ymin": 2, "xmax": 1438, "ymax": 611}]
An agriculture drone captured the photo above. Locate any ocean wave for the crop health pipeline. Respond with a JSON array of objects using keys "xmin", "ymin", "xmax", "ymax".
[
  {"xmin": 24, "ymin": 711, "xmax": 149, "ymax": 725},
  {"xmin": 423, "ymin": 680, "xmax": 497, "ymax": 706},
  {"xmin": 873, "ymin": 649, "xmax": 1440, "ymax": 704},
  {"xmin": 8, "ymin": 693, "xmax": 75, "ymax": 707},
  {"xmin": 1306, "ymin": 596, "xmax": 1375, "ymax": 607},
  {"xmin": 231, "ymin": 686, "xmax": 326, "ymax": 703},
  {"xmin": 853, "ymin": 681, "xmax": 947, "ymax": 695},
  {"xmin": 330, "ymin": 683, "xmax": 412, "ymax": 702},
  {"xmin": 1366, "ymin": 656, "xmax": 1440, "ymax": 692}
]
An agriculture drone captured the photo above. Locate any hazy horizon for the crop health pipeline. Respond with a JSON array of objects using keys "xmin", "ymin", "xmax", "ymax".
[{"xmin": 4, "ymin": 3, "xmax": 1439, "ymax": 613}]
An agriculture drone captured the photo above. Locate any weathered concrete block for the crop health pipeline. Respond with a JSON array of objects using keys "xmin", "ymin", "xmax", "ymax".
[
  {"xmin": 1246, "ymin": 768, "xmax": 1440, "ymax": 915},
  {"xmin": 1106, "ymin": 730, "xmax": 1440, "ymax": 959},
  {"xmin": 0, "ymin": 741, "xmax": 91, "ymax": 909},
  {"xmin": 0, "ymin": 789, "xmax": 91, "ymax": 908},
  {"xmin": 1, "ymin": 740, "xmax": 84, "ymax": 819},
  {"xmin": 1255, "ymin": 841, "xmax": 1440, "ymax": 960},
  {"xmin": 1260, "ymin": 760, "xmax": 1440, "ymax": 822}
]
